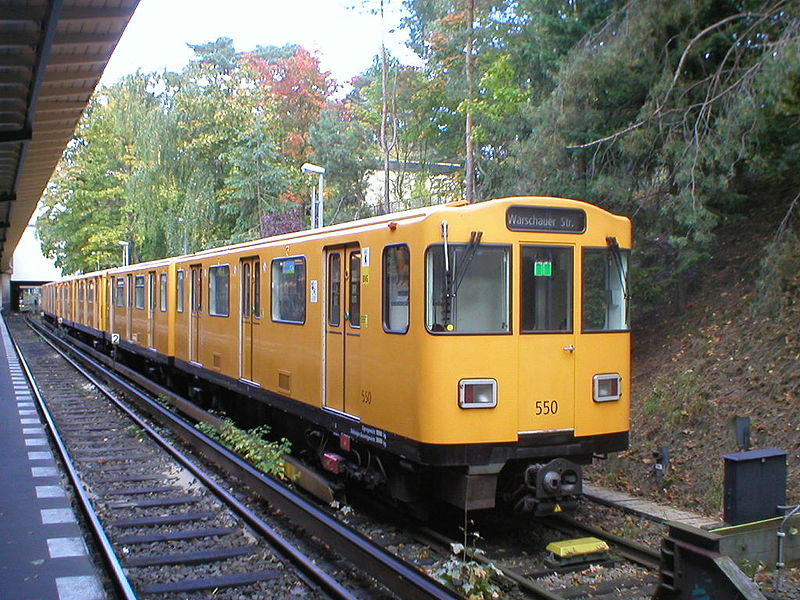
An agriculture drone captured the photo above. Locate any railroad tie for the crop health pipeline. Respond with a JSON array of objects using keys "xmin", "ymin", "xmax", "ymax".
[
  {"xmin": 138, "ymin": 570, "xmax": 281, "ymax": 595},
  {"xmin": 124, "ymin": 545, "xmax": 258, "ymax": 567}
]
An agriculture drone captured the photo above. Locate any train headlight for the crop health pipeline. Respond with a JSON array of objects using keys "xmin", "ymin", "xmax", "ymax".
[
  {"xmin": 593, "ymin": 374, "xmax": 622, "ymax": 402},
  {"xmin": 459, "ymin": 379, "xmax": 497, "ymax": 408}
]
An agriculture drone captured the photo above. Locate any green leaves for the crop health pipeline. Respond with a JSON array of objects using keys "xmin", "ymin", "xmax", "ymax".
[{"xmin": 38, "ymin": 44, "xmax": 340, "ymax": 272}]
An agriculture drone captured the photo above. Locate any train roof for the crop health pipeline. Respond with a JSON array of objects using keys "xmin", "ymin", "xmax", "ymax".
[{"xmin": 45, "ymin": 196, "xmax": 628, "ymax": 282}]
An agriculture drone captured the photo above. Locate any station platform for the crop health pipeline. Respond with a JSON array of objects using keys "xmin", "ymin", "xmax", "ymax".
[
  {"xmin": 0, "ymin": 314, "xmax": 107, "ymax": 600},
  {"xmin": 584, "ymin": 483, "xmax": 722, "ymax": 530}
]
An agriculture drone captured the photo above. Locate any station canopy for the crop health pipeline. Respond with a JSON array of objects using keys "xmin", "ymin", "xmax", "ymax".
[{"xmin": 0, "ymin": 0, "xmax": 140, "ymax": 272}]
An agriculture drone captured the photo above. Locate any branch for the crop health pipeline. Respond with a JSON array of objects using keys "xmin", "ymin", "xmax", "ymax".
[
  {"xmin": 775, "ymin": 191, "xmax": 800, "ymax": 242},
  {"xmin": 566, "ymin": 10, "xmax": 768, "ymax": 150}
]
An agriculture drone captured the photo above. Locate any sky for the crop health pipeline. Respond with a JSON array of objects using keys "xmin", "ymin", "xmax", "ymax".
[{"xmin": 102, "ymin": 0, "xmax": 421, "ymax": 89}]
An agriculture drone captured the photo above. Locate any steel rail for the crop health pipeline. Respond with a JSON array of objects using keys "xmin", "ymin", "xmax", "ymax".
[
  {"xmin": 24, "ymin": 318, "xmax": 357, "ymax": 600},
  {"xmin": 5, "ymin": 318, "xmax": 138, "ymax": 600},
  {"xmin": 412, "ymin": 523, "xmax": 568, "ymax": 600},
  {"xmin": 551, "ymin": 514, "xmax": 662, "ymax": 570},
  {"xmin": 29, "ymin": 317, "xmax": 463, "ymax": 600}
]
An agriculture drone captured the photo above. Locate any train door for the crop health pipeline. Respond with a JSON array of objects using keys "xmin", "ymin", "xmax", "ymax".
[
  {"xmin": 147, "ymin": 271, "xmax": 156, "ymax": 347},
  {"xmin": 324, "ymin": 245, "xmax": 361, "ymax": 415},
  {"xmin": 517, "ymin": 244, "xmax": 576, "ymax": 434},
  {"xmin": 190, "ymin": 265, "xmax": 202, "ymax": 363},
  {"xmin": 126, "ymin": 274, "xmax": 133, "ymax": 340},
  {"xmin": 239, "ymin": 257, "xmax": 260, "ymax": 382}
]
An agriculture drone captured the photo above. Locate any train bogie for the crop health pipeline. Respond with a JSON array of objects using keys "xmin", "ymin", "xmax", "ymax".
[{"xmin": 43, "ymin": 197, "xmax": 632, "ymax": 514}]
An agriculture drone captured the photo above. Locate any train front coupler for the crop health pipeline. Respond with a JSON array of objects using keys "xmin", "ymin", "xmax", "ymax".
[{"xmin": 513, "ymin": 458, "xmax": 583, "ymax": 516}]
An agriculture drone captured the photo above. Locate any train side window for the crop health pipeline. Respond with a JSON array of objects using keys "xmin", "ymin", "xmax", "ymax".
[
  {"xmin": 176, "ymin": 270, "xmax": 185, "ymax": 313},
  {"xmin": 242, "ymin": 262, "xmax": 251, "ymax": 317},
  {"xmin": 191, "ymin": 268, "xmax": 202, "ymax": 312},
  {"xmin": 116, "ymin": 278, "xmax": 125, "ymax": 307},
  {"xmin": 272, "ymin": 257, "xmax": 306, "ymax": 324},
  {"xmin": 149, "ymin": 273, "xmax": 157, "ymax": 310},
  {"xmin": 328, "ymin": 253, "xmax": 341, "ymax": 327},
  {"xmin": 160, "ymin": 273, "xmax": 168, "ymax": 312},
  {"xmin": 349, "ymin": 250, "xmax": 361, "ymax": 328},
  {"xmin": 135, "ymin": 275, "xmax": 145, "ymax": 309},
  {"xmin": 253, "ymin": 261, "xmax": 261, "ymax": 318},
  {"xmin": 383, "ymin": 245, "xmax": 409, "ymax": 333},
  {"xmin": 425, "ymin": 244, "xmax": 510, "ymax": 334},
  {"xmin": 520, "ymin": 246, "xmax": 573, "ymax": 333},
  {"xmin": 583, "ymin": 248, "xmax": 630, "ymax": 332},
  {"xmin": 209, "ymin": 265, "xmax": 230, "ymax": 317}
]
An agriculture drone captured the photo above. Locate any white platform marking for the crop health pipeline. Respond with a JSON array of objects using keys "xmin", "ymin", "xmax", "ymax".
[
  {"xmin": 36, "ymin": 485, "xmax": 66, "ymax": 499},
  {"xmin": 41, "ymin": 508, "xmax": 77, "ymax": 525},
  {"xmin": 55, "ymin": 576, "xmax": 105, "ymax": 600},
  {"xmin": 31, "ymin": 466, "xmax": 59, "ymax": 477},
  {"xmin": 48, "ymin": 537, "xmax": 88, "ymax": 559}
]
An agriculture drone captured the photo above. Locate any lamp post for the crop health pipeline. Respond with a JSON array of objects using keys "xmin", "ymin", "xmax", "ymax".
[
  {"xmin": 301, "ymin": 163, "xmax": 325, "ymax": 229},
  {"xmin": 118, "ymin": 241, "xmax": 130, "ymax": 266}
]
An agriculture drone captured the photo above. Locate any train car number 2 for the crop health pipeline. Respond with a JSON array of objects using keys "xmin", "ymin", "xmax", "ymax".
[{"xmin": 535, "ymin": 400, "xmax": 558, "ymax": 415}]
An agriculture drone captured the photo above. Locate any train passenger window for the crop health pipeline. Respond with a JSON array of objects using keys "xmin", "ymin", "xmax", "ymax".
[
  {"xmin": 135, "ymin": 275, "xmax": 145, "ymax": 309},
  {"xmin": 328, "ymin": 254, "xmax": 340, "ymax": 327},
  {"xmin": 160, "ymin": 273, "xmax": 168, "ymax": 311},
  {"xmin": 583, "ymin": 248, "xmax": 630, "ymax": 332},
  {"xmin": 191, "ymin": 268, "xmax": 202, "ymax": 312},
  {"xmin": 209, "ymin": 265, "xmax": 230, "ymax": 317},
  {"xmin": 521, "ymin": 246, "xmax": 573, "ymax": 333},
  {"xmin": 149, "ymin": 273, "xmax": 157, "ymax": 310},
  {"xmin": 242, "ymin": 262, "xmax": 251, "ymax": 316},
  {"xmin": 177, "ymin": 270, "xmax": 185, "ymax": 312},
  {"xmin": 253, "ymin": 262, "xmax": 261, "ymax": 318},
  {"xmin": 425, "ymin": 244, "xmax": 510, "ymax": 334},
  {"xmin": 116, "ymin": 278, "xmax": 125, "ymax": 307},
  {"xmin": 383, "ymin": 245, "xmax": 409, "ymax": 333},
  {"xmin": 349, "ymin": 251, "xmax": 361, "ymax": 328},
  {"xmin": 272, "ymin": 257, "xmax": 306, "ymax": 324}
]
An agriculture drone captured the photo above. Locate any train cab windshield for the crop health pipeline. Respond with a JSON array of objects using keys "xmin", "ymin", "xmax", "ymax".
[
  {"xmin": 583, "ymin": 247, "xmax": 630, "ymax": 332},
  {"xmin": 426, "ymin": 244, "xmax": 511, "ymax": 333}
]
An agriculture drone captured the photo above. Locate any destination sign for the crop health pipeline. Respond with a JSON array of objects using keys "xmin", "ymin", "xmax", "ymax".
[{"xmin": 506, "ymin": 206, "xmax": 586, "ymax": 234}]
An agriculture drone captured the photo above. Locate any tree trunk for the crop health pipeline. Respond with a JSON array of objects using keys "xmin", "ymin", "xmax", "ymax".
[{"xmin": 465, "ymin": 0, "xmax": 476, "ymax": 203}]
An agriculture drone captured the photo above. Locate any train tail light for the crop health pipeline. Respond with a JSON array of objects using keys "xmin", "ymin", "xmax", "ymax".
[
  {"xmin": 593, "ymin": 374, "xmax": 622, "ymax": 402},
  {"xmin": 459, "ymin": 379, "xmax": 497, "ymax": 408}
]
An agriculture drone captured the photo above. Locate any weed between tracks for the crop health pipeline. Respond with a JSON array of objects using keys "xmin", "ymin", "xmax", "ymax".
[{"xmin": 196, "ymin": 414, "xmax": 291, "ymax": 480}]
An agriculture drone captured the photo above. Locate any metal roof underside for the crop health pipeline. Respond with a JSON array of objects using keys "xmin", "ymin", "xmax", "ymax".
[{"xmin": 0, "ymin": 0, "xmax": 139, "ymax": 272}]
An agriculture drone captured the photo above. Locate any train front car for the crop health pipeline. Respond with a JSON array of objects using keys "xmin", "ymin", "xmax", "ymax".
[{"xmin": 405, "ymin": 197, "xmax": 631, "ymax": 515}]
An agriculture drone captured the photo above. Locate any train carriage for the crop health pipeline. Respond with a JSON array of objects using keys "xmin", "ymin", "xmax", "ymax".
[
  {"xmin": 106, "ymin": 259, "xmax": 174, "ymax": 364},
  {"xmin": 43, "ymin": 197, "xmax": 631, "ymax": 514}
]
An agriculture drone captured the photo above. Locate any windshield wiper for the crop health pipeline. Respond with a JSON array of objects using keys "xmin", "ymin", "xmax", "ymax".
[
  {"xmin": 439, "ymin": 224, "xmax": 483, "ymax": 329},
  {"xmin": 606, "ymin": 235, "xmax": 630, "ymax": 301},
  {"xmin": 453, "ymin": 231, "xmax": 483, "ymax": 295}
]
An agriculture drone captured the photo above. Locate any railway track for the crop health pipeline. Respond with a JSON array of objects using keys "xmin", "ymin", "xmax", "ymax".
[
  {"xmin": 338, "ymin": 488, "xmax": 662, "ymax": 600},
  {"xmin": 11, "ymin": 315, "xmax": 460, "ymax": 600},
  {"xmin": 17, "ymin": 313, "xmax": 669, "ymax": 600}
]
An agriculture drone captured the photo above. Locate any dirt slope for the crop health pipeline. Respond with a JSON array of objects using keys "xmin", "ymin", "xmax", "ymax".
[{"xmin": 588, "ymin": 201, "xmax": 800, "ymax": 519}]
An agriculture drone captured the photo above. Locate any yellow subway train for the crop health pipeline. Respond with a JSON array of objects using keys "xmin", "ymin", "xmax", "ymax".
[{"xmin": 42, "ymin": 196, "xmax": 632, "ymax": 514}]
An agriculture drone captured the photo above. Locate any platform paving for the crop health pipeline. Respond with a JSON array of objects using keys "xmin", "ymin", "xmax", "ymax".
[
  {"xmin": 0, "ymin": 314, "xmax": 107, "ymax": 600},
  {"xmin": 584, "ymin": 483, "xmax": 722, "ymax": 529}
]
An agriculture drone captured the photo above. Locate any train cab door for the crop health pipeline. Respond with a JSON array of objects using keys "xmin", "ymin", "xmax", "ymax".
[
  {"xmin": 190, "ymin": 265, "xmax": 202, "ymax": 363},
  {"xmin": 147, "ymin": 271, "xmax": 156, "ymax": 347},
  {"xmin": 517, "ymin": 244, "xmax": 576, "ymax": 434},
  {"xmin": 239, "ymin": 257, "xmax": 260, "ymax": 383},
  {"xmin": 324, "ymin": 245, "xmax": 362, "ymax": 416}
]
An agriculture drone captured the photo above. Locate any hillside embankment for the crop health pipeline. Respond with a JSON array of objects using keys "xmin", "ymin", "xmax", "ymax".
[{"xmin": 589, "ymin": 196, "xmax": 800, "ymax": 518}]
